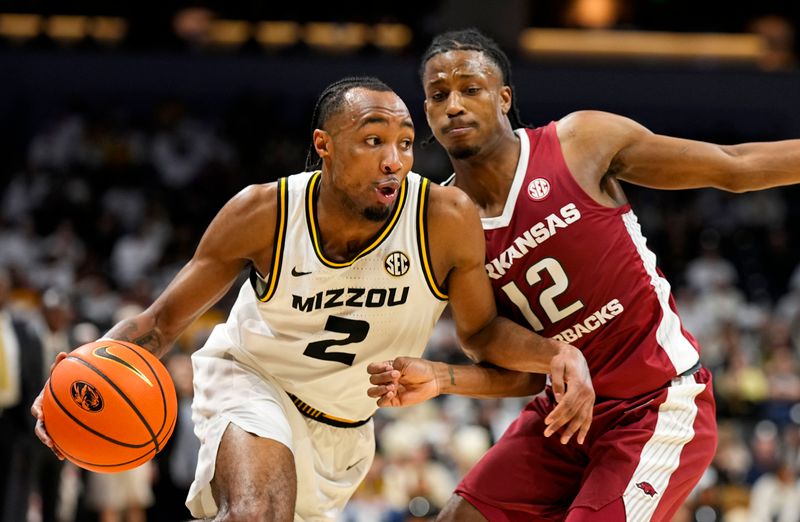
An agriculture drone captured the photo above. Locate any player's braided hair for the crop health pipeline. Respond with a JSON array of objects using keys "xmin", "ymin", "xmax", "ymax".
[
  {"xmin": 419, "ymin": 28, "xmax": 527, "ymax": 146},
  {"xmin": 305, "ymin": 76, "xmax": 393, "ymax": 171}
]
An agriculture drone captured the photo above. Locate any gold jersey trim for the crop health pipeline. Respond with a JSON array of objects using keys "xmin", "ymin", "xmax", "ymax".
[
  {"xmin": 305, "ymin": 171, "xmax": 409, "ymax": 268},
  {"xmin": 416, "ymin": 177, "xmax": 448, "ymax": 300},
  {"xmin": 250, "ymin": 177, "xmax": 288, "ymax": 302}
]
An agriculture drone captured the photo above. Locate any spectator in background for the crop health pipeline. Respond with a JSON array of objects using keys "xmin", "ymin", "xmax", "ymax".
[
  {"xmin": 76, "ymin": 274, "xmax": 122, "ymax": 330},
  {"xmin": 0, "ymin": 216, "xmax": 42, "ymax": 276},
  {"xmin": 149, "ymin": 351, "xmax": 198, "ymax": 522},
  {"xmin": 715, "ymin": 342, "xmax": 768, "ymax": 418},
  {"xmin": 85, "ymin": 462, "xmax": 155, "ymax": 522},
  {"xmin": 31, "ymin": 288, "xmax": 74, "ymax": 522},
  {"xmin": 776, "ymin": 264, "xmax": 800, "ymax": 343},
  {"xmin": 747, "ymin": 421, "xmax": 783, "ymax": 485},
  {"xmin": 763, "ymin": 346, "xmax": 800, "ymax": 426},
  {"xmin": 0, "ymin": 266, "xmax": 45, "ymax": 521},
  {"xmin": 150, "ymin": 100, "xmax": 234, "ymax": 191},
  {"xmin": 110, "ymin": 218, "xmax": 170, "ymax": 290},
  {"xmin": 685, "ymin": 231, "xmax": 740, "ymax": 295},
  {"xmin": 380, "ymin": 420, "xmax": 455, "ymax": 517},
  {"xmin": 749, "ymin": 459, "xmax": 800, "ymax": 521}
]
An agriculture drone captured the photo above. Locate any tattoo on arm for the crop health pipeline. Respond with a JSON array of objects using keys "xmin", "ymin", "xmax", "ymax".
[
  {"xmin": 132, "ymin": 331, "xmax": 165, "ymax": 353},
  {"xmin": 108, "ymin": 320, "xmax": 165, "ymax": 355},
  {"xmin": 449, "ymin": 366, "xmax": 456, "ymax": 386}
]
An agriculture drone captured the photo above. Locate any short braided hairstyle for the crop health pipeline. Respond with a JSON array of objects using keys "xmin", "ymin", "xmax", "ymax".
[
  {"xmin": 419, "ymin": 28, "xmax": 527, "ymax": 133},
  {"xmin": 304, "ymin": 76, "xmax": 393, "ymax": 171}
]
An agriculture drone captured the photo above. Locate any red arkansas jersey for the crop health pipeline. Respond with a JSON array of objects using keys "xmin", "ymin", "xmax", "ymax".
[{"xmin": 455, "ymin": 123, "xmax": 701, "ymax": 399}]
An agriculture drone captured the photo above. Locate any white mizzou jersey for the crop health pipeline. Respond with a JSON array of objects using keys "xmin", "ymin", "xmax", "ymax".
[{"xmin": 196, "ymin": 171, "xmax": 448, "ymax": 422}]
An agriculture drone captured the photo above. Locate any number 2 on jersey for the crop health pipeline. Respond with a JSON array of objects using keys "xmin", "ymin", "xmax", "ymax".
[
  {"xmin": 303, "ymin": 315, "xmax": 369, "ymax": 366},
  {"xmin": 501, "ymin": 257, "xmax": 583, "ymax": 331}
]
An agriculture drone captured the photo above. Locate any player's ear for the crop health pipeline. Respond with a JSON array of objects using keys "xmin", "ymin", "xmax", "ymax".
[
  {"xmin": 500, "ymin": 86, "xmax": 512, "ymax": 115},
  {"xmin": 313, "ymin": 129, "xmax": 332, "ymax": 160}
]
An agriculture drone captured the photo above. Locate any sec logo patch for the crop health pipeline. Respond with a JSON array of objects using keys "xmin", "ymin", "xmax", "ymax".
[
  {"xmin": 527, "ymin": 178, "xmax": 551, "ymax": 201},
  {"xmin": 385, "ymin": 251, "xmax": 410, "ymax": 276}
]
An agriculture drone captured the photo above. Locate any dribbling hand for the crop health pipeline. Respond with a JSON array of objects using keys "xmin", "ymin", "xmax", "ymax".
[{"xmin": 31, "ymin": 351, "xmax": 68, "ymax": 460}]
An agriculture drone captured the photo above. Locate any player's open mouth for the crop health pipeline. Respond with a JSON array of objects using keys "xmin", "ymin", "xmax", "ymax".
[{"xmin": 376, "ymin": 182, "xmax": 399, "ymax": 201}]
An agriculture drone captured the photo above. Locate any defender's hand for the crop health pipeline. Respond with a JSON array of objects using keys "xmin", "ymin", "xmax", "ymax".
[
  {"xmin": 31, "ymin": 351, "xmax": 68, "ymax": 459},
  {"xmin": 367, "ymin": 357, "xmax": 440, "ymax": 408},
  {"xmin": 545, "ymin": 344, "xmax": 594, "ymax": 445}
]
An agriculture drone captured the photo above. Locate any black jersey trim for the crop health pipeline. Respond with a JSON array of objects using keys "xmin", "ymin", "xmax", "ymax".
[{"xmin": 416, "ymin": 177, "xmax": 448, "ymax": 301}]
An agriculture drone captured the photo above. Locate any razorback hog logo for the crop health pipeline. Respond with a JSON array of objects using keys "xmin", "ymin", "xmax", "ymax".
[
  {"xmin": 636, "ymin": 482, "xmax": 658, "ymax": 497},
  {"xmin": 70, "ymin": 381, "xmax": 104, "ymax": 412}
]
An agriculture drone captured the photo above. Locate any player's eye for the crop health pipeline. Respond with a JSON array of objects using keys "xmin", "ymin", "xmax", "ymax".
[
  {"xmin": 366, "ymin": 137, "xmax": 381, "ymax": 146},
  {"xmin": 430, "ymin": 91, "xmax": 446, "ymax": 102},
  {"xmin": 400, "ymin": 138, "xmax": 413, "ymax": 150},
  {"xmin": 466, "ymin": 86, "xmax": 481, "ymax": 95}
]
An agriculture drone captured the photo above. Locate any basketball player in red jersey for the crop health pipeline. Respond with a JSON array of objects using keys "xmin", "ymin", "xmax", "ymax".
[{"xmin": 368, "ymin": 29, "xmax": 800, "ymax": 521}]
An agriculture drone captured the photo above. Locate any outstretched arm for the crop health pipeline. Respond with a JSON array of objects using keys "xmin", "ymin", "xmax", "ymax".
[
  {"xmin": 368, "ymin": 357, "xmax": 546, "ymax": 408},
  {"xmin": 559, "ymin": 110, "xmax": 800, "ymax": 193},
  {"xmin": 33, "ymin": 183, "xmax": 279, "ymax": 452},
  {"xmin": 423, "ymin": 184, "xmax": 594, "ymax": 444}
]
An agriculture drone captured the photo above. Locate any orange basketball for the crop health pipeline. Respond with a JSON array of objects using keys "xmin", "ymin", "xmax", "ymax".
[{"xmin": 41, "ymin": 340, "xmax": 178, "ymax": 473}]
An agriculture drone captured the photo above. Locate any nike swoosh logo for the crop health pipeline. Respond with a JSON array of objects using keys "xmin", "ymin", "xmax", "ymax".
[
  {"xmin": 291, "ymin": 267, "xmax": 312, "ymax": 277},
  {"xmin": 93, "ymin": 345, "xmax": 153, "ymax": 386}
]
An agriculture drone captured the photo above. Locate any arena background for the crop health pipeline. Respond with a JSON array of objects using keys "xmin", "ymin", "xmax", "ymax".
[{"xmin": 1, "ymin": 1, "xmax": 800, "ymax": 521}]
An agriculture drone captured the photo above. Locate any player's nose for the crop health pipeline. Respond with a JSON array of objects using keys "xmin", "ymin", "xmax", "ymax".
[
  {"xmin": 445, "ymin": 92, "xmax": 465, "ymax": 116},
  {"xmin": 381, "ymin": 148, "xmax": 403, "ymax": 174}
]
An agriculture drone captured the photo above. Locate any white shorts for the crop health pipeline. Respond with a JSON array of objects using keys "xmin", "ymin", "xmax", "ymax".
[{"xmin": 186, "ymin": 351, "xmax": 375, "ymax": 521}]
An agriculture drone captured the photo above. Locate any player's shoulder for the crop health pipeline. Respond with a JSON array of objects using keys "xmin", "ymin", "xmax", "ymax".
[
  {"xmin": 426, "ymin": 178, "xmax": 476, "ymax": 213},
  {"xmin": 227, "ymin": 182, "xmax": 278, "ymax": 215},
  {"xmin": 423, "ymin": 178, "xmax": 481, "ymax": 230},
  {"xmin": 214, "ymin": 182, "xmax": 281, "ymax": 239},
  {"xmin": 557, "ymin": 110, "xmax": 645, "ymax": 143}
]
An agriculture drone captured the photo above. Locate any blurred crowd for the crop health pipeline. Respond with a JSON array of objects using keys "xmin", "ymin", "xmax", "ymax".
[{"xmin": 1, "ymin": 97, "xmax": 800, "ymax": 522}]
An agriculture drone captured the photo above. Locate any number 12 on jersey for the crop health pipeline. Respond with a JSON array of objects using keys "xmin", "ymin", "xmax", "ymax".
[{"xmin": 500, "ymin": 257, "xmax": 583, "ymax": 331}]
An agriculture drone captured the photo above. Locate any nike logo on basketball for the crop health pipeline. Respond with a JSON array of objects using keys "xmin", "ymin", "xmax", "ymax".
[
  {"xmin": 291, "ymin": 267, "xmax": 312, "ymax": 277},
  {"xmin": 92, "ymin": 346, "xmax": 153, "ymax": 386}
]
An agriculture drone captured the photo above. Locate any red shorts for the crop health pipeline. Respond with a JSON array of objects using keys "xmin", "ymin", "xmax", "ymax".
[{"xmin": 456, "ymin": 367, "xmax": 717, "ymax": 521}]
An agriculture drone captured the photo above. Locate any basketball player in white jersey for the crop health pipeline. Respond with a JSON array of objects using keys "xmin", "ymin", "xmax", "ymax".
[{"xmin": 31, "ymin": 77, "xmax": 594, "ymax": 521}]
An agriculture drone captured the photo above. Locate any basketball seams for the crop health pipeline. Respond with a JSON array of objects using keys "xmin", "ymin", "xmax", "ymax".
[
  {"xmin": 67, "ymin": 354, "xmax": 162, "ymax": 453},
  {"xmin": 56, "ymin": 439, "xmax": 156, "ymax": 471},
  {"xmin": 114, "ymin": 341, "xmax": 175, "ymax": 439}
]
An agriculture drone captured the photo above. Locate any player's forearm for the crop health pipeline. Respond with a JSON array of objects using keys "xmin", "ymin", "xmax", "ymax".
[
  {"xmin": 104, "ymin": 310, "xmax": 173, "ymax": 358},
  {"xmin": 461, "ymin": 316, "xmax": 565, "ymax": 374},
  {"xmin": 433, "ymin": 361, "xmax": 545, "ymax": 398},
  {"xmin": 721, "ymin": 140, "xmax": 800, "ymax": 193}
]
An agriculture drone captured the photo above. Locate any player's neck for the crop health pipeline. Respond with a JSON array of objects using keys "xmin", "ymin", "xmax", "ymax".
[
  {"xmin": 451, "ymin": 130, "xmax": 521, "ymax": 219},
  {"xmin": 315, "ymin": 182, "xmax": 390, "ymax": 263}
]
